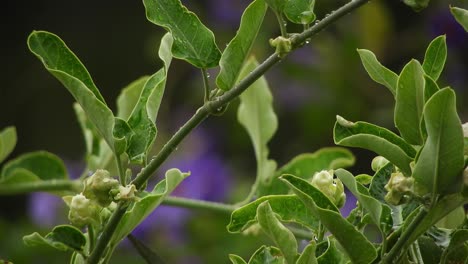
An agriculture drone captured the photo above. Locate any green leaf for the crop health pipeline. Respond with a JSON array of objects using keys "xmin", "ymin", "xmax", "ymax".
[
  {"xmin": 73, "ymin": 103, "xmax": 115, "ymax": 173},
  {"xmin": 259, "ymin": 147, "xmax": 355, "ymax": 196},
  {"xmin": 418, "ymin": 236, "xmax": 442, "ymax": 264},
  {"xmin": 423, "ymin": 74, "xmax": 440, "ymax": 102},
  {"xmin": 435, "ymin": 206, "xmax": 465, "ymax": 229},
  {"xmin": 422, "ymin": 35, "xmax": 447, "ymax": 81},
  {"xmin": 357, "ymin": 49, "xmax": 398, "ymax": 96},
  {"xmin": 441, "ymin": 229, "xmax": 468, "ymax": 263},
  {"xmin": 257, "ymin": 201, "xmax": 298, "ymax": 264},
  {"xmin": 248, "ymin": 246, "xmax": 284, "ymax": 264},
  {"xmin": 0, "ymin": 127, "xmax": 17, "ymax": 164},
  {"xmin": 406, "ymin": 192, "xmax": 468, "ymax": 245},
  {"xmin": 412, "ymin": 88, "xmax": 464, "ymax": 195},
  {"xmin": 111, "ymin": 168, "xmax": 189, "ymax": 244},
  {"xmin": 28, "ymin": 31, "xmax": 127, "ymax": 154},
  {"xmin": 395, "ymin": 59, "xmax": 425, "ymax": 145},
  {"xmin": 126, "ymin": 33, "xmax": 173, "ymax": 164},
  {"xmin": 143, "ymin": 0, "xmax": 221, "ymax": 68},
  {"xmin": 335, "ymin": 169, "xmax": 392, "ymax": 233},
  {"xmin": 229, "ymin": 254, "xmax": 248, "ymax": 264},
  {"xmin": 334, "ymin": 115, "xmax": 416, "ymax": 176},
  {"xmin": 369, "ymin": 162, "xmax": 394, "ymax": 203},
  {"xmin": 296, "ymin": 242, "xmax": 318, "ymax": 264},
  {"xmin": 23, "ymin": 225, "xmax": 86, "ymax": 252},
  {"xmin": 317, "ymin": 238, "xmax": 346, "ymax": 264},
  {"xmin": 237, "ymin": 57, "xmax": 278, "ymax": 186},
  {"xmin": 265, "ymin": 0, "xmax": 287, "ymax": 14},
  {"xmin": 227, "ymin": 195, "xmax": 319, "ymax": 233},
  {"xmin": 281, "ymin": 175, "xmax": 377, "ymax": 264},
  {"xmin": 450, "ymin": 6, "xmax": 468, "ymax": 32},
  {"xmin": 117, "ymin": 77, "xmax": 150, "ymax": 120},
  {"xmin": 284, "ymin": 0, "xmax": 316, "ymax": 25},
  {"xmin": 1, "ymin": 151, "xmax": 68, "ymax": 183},
  {"xmin": 216, "ymin": 0, "xmax": 267, "ymax": 91}
]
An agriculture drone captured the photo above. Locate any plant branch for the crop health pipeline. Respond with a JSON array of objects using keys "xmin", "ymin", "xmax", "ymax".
[
  {"xmin": 87, "ymin": 203, "xmax": 128, "ymax": 264},
  {"xmin": 89, "ymin": 0, "xmax": 371, "ymax": 261},
  {"xmin": 162, "ymin": 196, "xmax": 236, "ymax": 214},
  {"xmin": 0, "ymin": 179, "xmax": 82, "ymax": 195},
  {"xmin": 201, "ymin": 68, "xmax": 211, "ymax": 103},
  {"xmin": 381, "ymin": 207, "xmax": 428, "ymax": 264}
]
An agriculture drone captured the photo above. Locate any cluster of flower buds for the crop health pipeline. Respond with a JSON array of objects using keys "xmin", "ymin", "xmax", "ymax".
[
  {"xmin": 63, "ymin": 169, "xmax": 136, "ymax": 227},
  {"xmin": 310, "ymin": 170, "xmax": 346, "ymax": 208}
]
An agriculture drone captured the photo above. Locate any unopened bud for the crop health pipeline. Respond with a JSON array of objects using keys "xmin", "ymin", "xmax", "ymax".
[
  {"xmin": 269, "ymin": 36, "xmax": 292, "ymax": 58},
  {"xmin": 311, "ymin": 170, "xmax": 346, "ymax": 208},
  {"xmin": 371, "ymin": 156, "xmax": 389, "ymax": 172},
  {"xmin": 113, "ymin": 184, "xmax": 137, "ymax": 201},
  {"xmin": 63, "ymin": 194, "xmax": 100, "ymax": 227},
  {"xmin": 384, "ymin": 172, "xmax": 414, "ymax": 205},
  {"xmin": 83, "ymin": 169, "xmax": 119, "ymax": 207}
]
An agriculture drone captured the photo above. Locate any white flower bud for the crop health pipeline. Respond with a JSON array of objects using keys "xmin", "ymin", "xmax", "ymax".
[
  {"xmin": 371, "ymin": 156, "xmax": 389, "ymax": 172},
  {"xmin": 384, "ymin": 172, "xmax": 414, "ymax": 205},
  {"xmin": 311, "ymin": 170, "xmax": 346, "ymax": 208},
  {"xmin": 63, "ymin": 194, "xmax": 100, "ymax": 227},
  {"xmin": 83, "ymin": 169, "xmax": 119, "ymax": 207},
  {"xmin": 113, "ymin": 184, "xmax": 137, "ymax": 201}
]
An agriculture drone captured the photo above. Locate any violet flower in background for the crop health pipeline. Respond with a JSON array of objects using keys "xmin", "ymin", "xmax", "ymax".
[
  {"xmin": 133, "ymin": 126, "xmax": 232, "ymax": 243},
  {"xmin": 28, "ymin": 161, "xmax": 83, "ymax": 228}
]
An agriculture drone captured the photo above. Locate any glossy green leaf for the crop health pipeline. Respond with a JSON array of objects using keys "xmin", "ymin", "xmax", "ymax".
[
  {"xmin": 418, "ymin": 236, "xmax": 442, "ymax": 264},
  {"xmin": 229, "ymin": 254, "xmax": 248, "ymax": 264},
  {"xmin": 259, "ymin": 147, "xmax": 355, "ymax": 196},
  {"xmin": 441, "ymin": 229, "xmax": 468, "ymax": 263},
  {"xmin": 334, "ymin": 115, "xmax": 416, "ymax": 176},
  {"xmin": 357, "ymin": 49, "xmax": 398, "ymax": 96},
  {"xmin": 249, "ymin": 246, "xmax": 284, "ymax": 264},
  {"xmin": 23, "ymin": 225, "xmax": 86, "ymax": 252},
  {"xmin": 28, "ymin": 31, "xmax": 127, "ymax": 154},
  {"xmin": 317, "ymin": 238, "xmax": 346, "ymax": 264},
  {"xmin": 395, "ymin": 59, "xmax": 425, "ymax": 145},
  {"xmin": 116, "ymin": 77, "xmax": 150, "ymax": 120},
  {"xmin": 284, "ymin": 0, "xmax": 316, "ymax": 24},
  {"xmin": 281, "ymin": 175, "xmax": 377, "ymax": 264},
  {"xmin": 73, "ymin": 103, "xmax": 115, "ymax": 173},
  {"xmin": 143, "ymin": 0, "xmax": 221, "ymax": 68},
  {"xmin": 369, "ymin": 162, "xmax": 394, "ymax": 203},
  {"xmin": 257, "ymin": 201, "xmax": 298, "ymax": 264},
  {"xmin": 216, "ymin": 0, "xmax": 267, "ymax": 91},
  {"xmin": 265, "ymin": 0, "xmax": 287, "ymax": 13},
  {"xmin": 237, "ymin": 57, "xmax": 278, "ymax": 186},
  {"xmin": 451, "ymin": 6, "xmax": 468, "ymax": 32},
  {"xmin": 422, "ymin": 35, "xmax": 446, "ymax": 81},
  {"xmin": 1, "ymin": 151, "xmax": 68, "ymax": 183},
  {"xmin": 296, "ymin": 242, "xmax": 317, "ymax": 264},
  {"xmin": 412, "ymin": 88, "xmax": 464, "ymax": 195},
  {"xmin": 435, "ymin": 206, "xmax": 465, "ymax": 229},
  {"xmin": 0, "ymin": 127, "xmax": 17, "ymax": 164},
  {"xmin": 423, "ymin": 74, "xmax": 440, "ymax": 102},
  {"xmin": 111, "ymin": 169, "xmax": 189, "ymax": 244},
  {"xmin": 336, "ymin": 169, "xmax": 392, "ymax": 233},
  {"xmin": 355, "ymin": 174, "xmax": 373, "ymax": 185},
  {"xmin": 126, "ymin": 33, "xmax": 173, "ymax": 164},
  {"xmin": 406, "ymin": 193, "xmax": 468, "ymax": 245},
  {"xmin": 228, "ymin": 195, "xmax": 319, "ymax": 233}
]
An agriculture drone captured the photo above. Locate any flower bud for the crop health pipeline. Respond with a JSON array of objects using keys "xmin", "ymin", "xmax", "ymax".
[
  {"xmin": 311, "ymin": 170, "xmax": 346, "ymax": 208},
  {"xmin": 384, "ymin": 172, "xmax": 414, "ymax": 205},
  {"xmin": 113, "ymin": 184, "xmax": 137, "ymax": 201},
  {"xmin": 371, "ymin": 156, "xmax": 389, "ymax": 172},
  {"xmin": 83, "ymin": 169, "xmax": 119, "ymax": 207},
  {"xmin": 269, "ymin": 36, "xmax": 292, "ymax": 58},
  {"xmin": 63, "ymin": 194, "xmax": 100, "ymax": 227}
]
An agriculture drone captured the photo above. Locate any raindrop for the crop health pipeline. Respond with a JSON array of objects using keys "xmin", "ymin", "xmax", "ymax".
[{"xmin": 206, "ymin": 72, "xmax": 211, "ymax": 78}]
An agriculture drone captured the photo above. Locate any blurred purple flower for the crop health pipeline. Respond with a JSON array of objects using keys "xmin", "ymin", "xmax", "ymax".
[
  {"xmin": 340, "ymin": 190, "xmax": 357, "ymax": 217},
  {"xmin": 133, "ymin": 127, "xmax": 232, "ymax": 242},
  {"xmin": 207, "ymin": 0, "xmax": 250, "ymax": 28},
  {"xmin": 28, "ymin": 160, "xmax": 83, "ymax": 227},
  {"xmin": 429, "ymin": 10, "xmax": 468, "ymax": 49}
]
